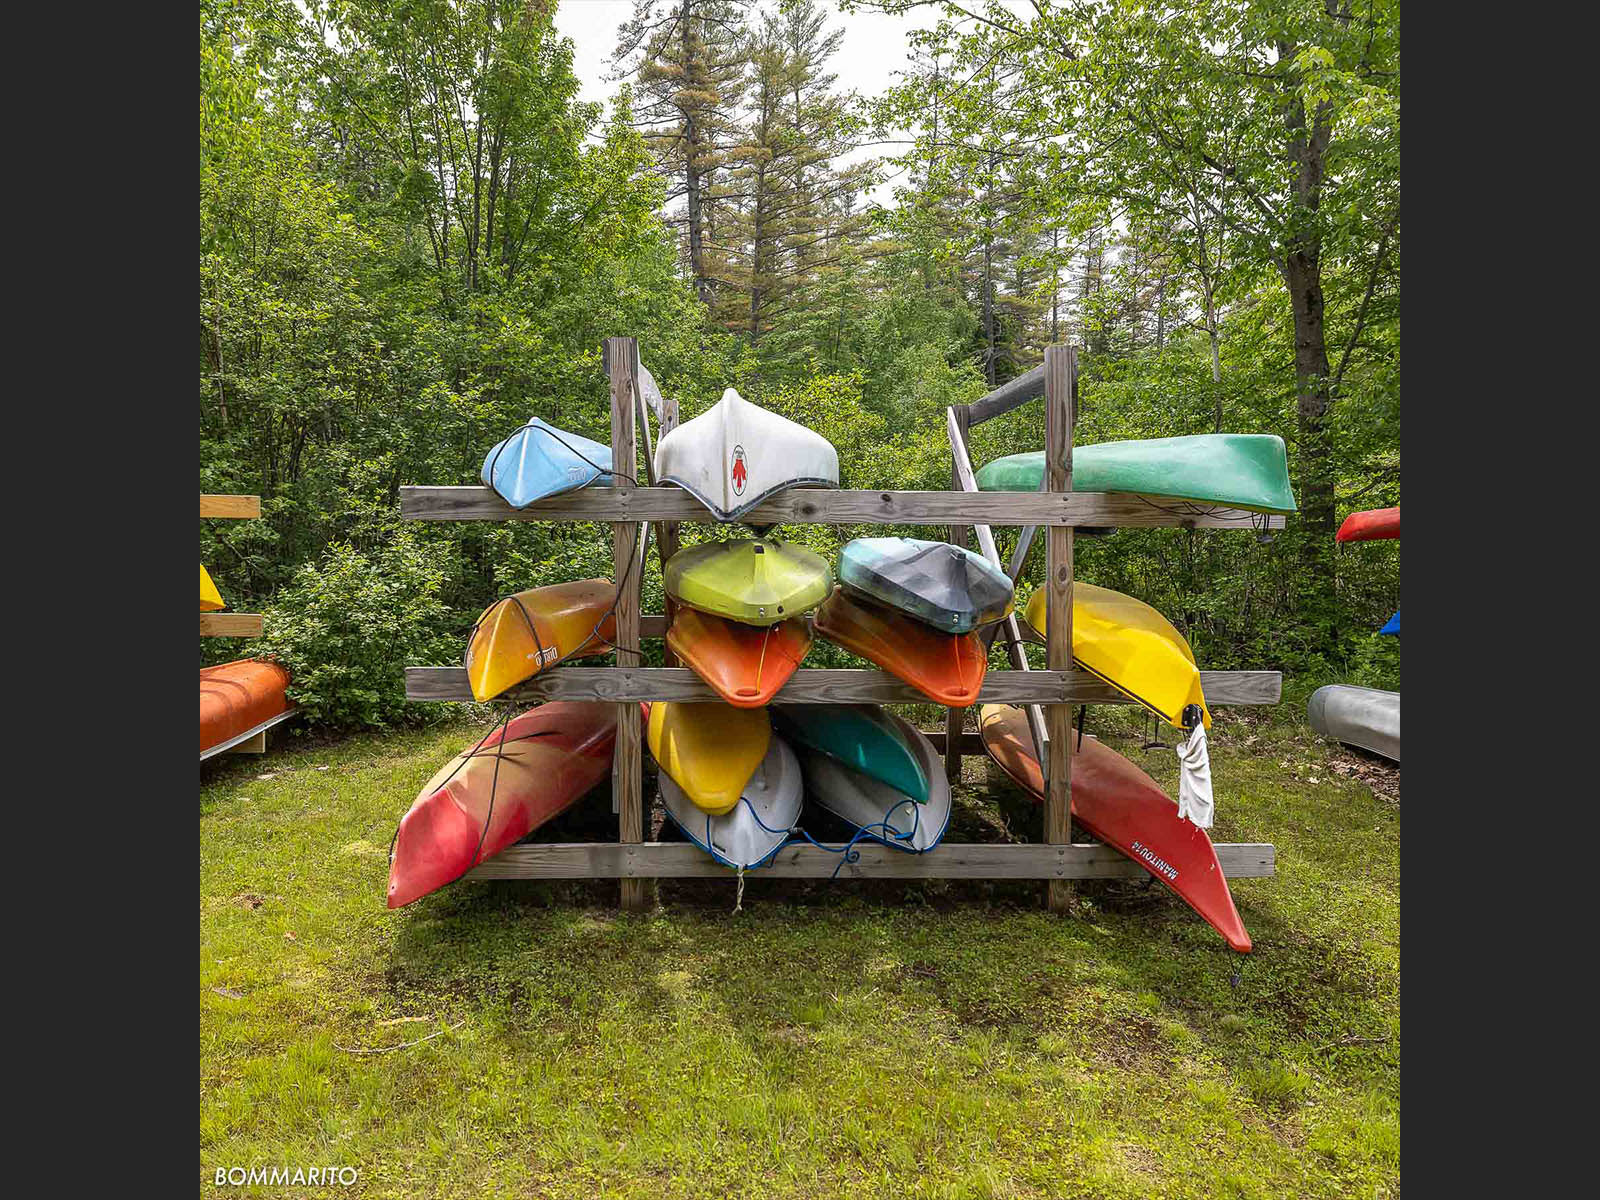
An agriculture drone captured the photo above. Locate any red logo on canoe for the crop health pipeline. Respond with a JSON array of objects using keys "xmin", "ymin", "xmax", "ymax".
[{"xmin": 731, "ymin": 445, "xmax": 747, "ymax": 495}]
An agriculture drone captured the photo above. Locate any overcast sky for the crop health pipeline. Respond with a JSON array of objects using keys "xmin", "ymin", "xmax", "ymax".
[{"xmin": 552, "ymin": 0, "xmax": 948, "ymax": 205}]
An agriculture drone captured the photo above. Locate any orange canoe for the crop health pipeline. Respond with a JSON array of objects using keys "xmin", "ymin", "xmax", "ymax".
[
  {"xmin": 201, "ymin": 659, "xmax": 292, "ymax": 754},
  {"xmin": 813, "ymin": 587, "xmax": 988, "ymax": 706},
  {"xmin": 667, "ymin": 607, "xmax": 812, "ymax": 707},
  {"xmin": 387, "ymin": 702, "xmax": 618, "ymax": 908}
]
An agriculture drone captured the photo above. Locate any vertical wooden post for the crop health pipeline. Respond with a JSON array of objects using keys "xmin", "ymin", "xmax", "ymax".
[
  {"xmin": 944, "ymin": 404, "xmax": 972, "ymax": 782},
  {"xmin": 607, "ymin": 337, "xmax": 647, "ymax": 913},
  {"xmin": 1043, "ymin": 345, "xmax": 1076, "ymax": 913}
]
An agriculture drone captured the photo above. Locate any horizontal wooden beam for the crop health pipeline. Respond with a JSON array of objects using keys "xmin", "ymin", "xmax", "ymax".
[
  {"xmin": 399, "ymin": 486, "xmax": 1285, "ymax": 530},
  {"xmin": 404, "ymin": 666, "xmax": 1280, "ymax": 706},
  {"xmin": 965, "ymin": 363, "xmax": 1045, "ymax": 427},
  {"xmin": 199, "ymin": 613, "xmax": 264, "ymax": 638},
  {"xmin": 200, "ymin": 494, "xmax": 261, "ymax": 519},
  {"xmin": 462, "ymin": 840, "xmax": 1275, "ymax": 881}
]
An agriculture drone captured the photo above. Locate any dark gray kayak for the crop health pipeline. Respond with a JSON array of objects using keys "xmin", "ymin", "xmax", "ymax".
[
  {"xmin": 1307, "ymin": 685, "xmax": 1400, "ymax": 762},
  {"xmin": 837, "ymin": 537, "xmax": 1014, "ymax": 633}
]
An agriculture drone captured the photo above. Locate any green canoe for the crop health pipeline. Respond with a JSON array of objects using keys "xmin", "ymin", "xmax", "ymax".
[
  {"xmin": 664, "ymin": 537, "xmax": 833, "ymax": 626},
  {"xmin": 771, "ymin": 703, "xmax": 931, "ymax": 804},
  {"xmin": 975, "ymin": 433, "xmax": 1296, "ymax": 514}
]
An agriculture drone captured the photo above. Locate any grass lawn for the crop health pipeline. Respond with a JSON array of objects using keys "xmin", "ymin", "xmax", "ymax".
[{"xmin": 200, "ymin": 707, "xmax": 1399, "ymax": 1199}]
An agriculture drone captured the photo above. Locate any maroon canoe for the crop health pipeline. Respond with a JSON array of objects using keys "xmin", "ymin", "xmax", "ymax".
[
  {"xmin": 387, "ymin": 702, "xmax": 617, "ymax": 908},
  {"xmin": 979, "ymin": 705, "xmax": 1251, "ymax": 952}
]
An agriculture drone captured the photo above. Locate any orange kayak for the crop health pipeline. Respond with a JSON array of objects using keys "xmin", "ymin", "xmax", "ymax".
[
  {"xmin": 201, "ymin": 659, "xmax": 292, "ymax": 754},
  {"xmin": 979, "ymin": 705, "xmax": 1251, "ymax": 952},
  {"xmin": 667, "ymin": 607, "xmax": 812, "ymax": 707},
  {"xmin": 464, "ymin": 578, "xmax": 617, "ymax": 702},
  {"xmin": 813, "ymin": 587, "xmax": 988, "ymax": 706},
  {"xmin": 1336, "ymin": 506, "xmax": 1400, "ymax": 542},
  {"xmin": 387, "ymin": 702, "xmax": 618, "ymax": 907}
]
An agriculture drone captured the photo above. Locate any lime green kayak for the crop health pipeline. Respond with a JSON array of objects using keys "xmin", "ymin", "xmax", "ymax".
[
  {"xmin": 664, "ymin": 537, "xmax": 833, "ymax": 626},
  {"xmin": 976, "ymin": 434, "xmax": 1296, "ymax": 514}
]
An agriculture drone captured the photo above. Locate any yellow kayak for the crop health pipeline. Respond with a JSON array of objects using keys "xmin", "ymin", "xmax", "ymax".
[
  {"xmin": 647, "ymin": 701, "xmax": 770, "ymax": 816},
  {"xmin": 1025, "ymin": 583, "xmax": 1210, "ymax": 730},
  {"xmin": 200, "ymin": 564, "xmax": 224, "ymax": 612},
  {"xmin": 465, "ymin": 579, "xmax": 617, "ymax": 702}
]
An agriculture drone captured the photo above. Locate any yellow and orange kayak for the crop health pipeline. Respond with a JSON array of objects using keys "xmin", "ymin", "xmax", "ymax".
[
  {"xmin": 646, "ymin": 701, "xmax": 770, "ymax": 816},
  {"xmin": 465, "ymin": 579, "xmax": 617, "ymax": 702},
  {"xmin": 200, "ymin": 564, "xmax": 224, "ymax": 612},
  {"xmin": 1024, "ymin": 583, "xmax": 1210, "ymax": 730}
]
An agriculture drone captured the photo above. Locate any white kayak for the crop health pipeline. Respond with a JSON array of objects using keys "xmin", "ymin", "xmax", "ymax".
[
  {"xmin": 797, "ymin": 714, "xmax": 951, "ymax": 853},
  {"xmin": 654, "ymin": 387, "xmax": 839, "ymax": 521},
  {"xmin": 1307, "ymin": 685, "xmax": 1400, "ymax": 763},
  {"xmin": 659, "ymin": 735, "xmax": 803, "ymax": 869}
]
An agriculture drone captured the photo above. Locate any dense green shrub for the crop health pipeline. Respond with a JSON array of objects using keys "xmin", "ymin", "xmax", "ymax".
[{"xmin": 258, "ymin": 531, "xmax": 462, "ymax": 730}]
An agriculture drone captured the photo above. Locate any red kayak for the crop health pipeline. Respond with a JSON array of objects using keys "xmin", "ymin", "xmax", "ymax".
[
  {"xmin": 1336, "ymin": 506, "xmax": 1399, "ymax": 542},
  {"xmin": 813, "ymin": 587, "xmax": 988, "ymax": 706},
  {"xmin": 978, "ymin": 705, "xmax": 1251, "ymax": 952},
  {"xmin": 201, "ymin": 659, "xmax": 292, "ymax": 755},
  {"xmin": 387, "ymin": 702, "xmax": 617, "ymax": 908},
  {"xmin": 666, "ymin": 607, "xmax": 812, "ymax": 707}
]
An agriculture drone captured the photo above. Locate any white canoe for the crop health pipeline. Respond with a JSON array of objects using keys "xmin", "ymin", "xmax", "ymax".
[
  {"xmin": 1307, "ymin": 685, "xmax": 1400, "ymax": 763},
  {"xmin": 797, "ymin": 714, "xmax": 951, "ymax": 853},
  {"xmin": 659, "ymin": 735, "xmax": 803, "ymax": 869},
  {"xmin": 654, "ymin": 387, "xmax": 839, "ymax": 521}
]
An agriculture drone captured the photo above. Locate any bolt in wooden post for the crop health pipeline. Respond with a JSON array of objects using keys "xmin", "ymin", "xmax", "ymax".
[
  {"xmin": 607, "ymin": 337, "xmax": 647, "ymax": 913},
  {"xmin": 1043, "ymin": 345, "xmax": 1076, "ymax": 913},
  {"xmin": 944, "ymin": 404, "xmax": 972, "ymax": 782}
]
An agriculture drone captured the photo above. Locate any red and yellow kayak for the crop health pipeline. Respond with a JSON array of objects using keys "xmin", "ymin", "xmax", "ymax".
[
  {"xmin": 387, "ymin": 702, "xmax": 618, "ymax": 908},
  {"xmin": 814, "ymin": 587, "xmax": 987, "ymax": 706},
  {"xmin": 201, "ymin": 659, "xmax": 292, "ymax": 755},
  {"xmin": 1336, "ymin": 506, "xmax": 1399, "ymax": 542},
  {"xmin": 667, "ymin": 607, "xmax": 812, "ymax": 707},
  {"xmin": 464, "ymin": 579, "xmax": 617, "ymax": 702},
  {"xmin": 979, "ymin": 704, "xmax": 1251, "ymax": 952}
]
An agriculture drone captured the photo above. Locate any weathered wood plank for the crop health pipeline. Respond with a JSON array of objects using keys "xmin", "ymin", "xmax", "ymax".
[
  {"xmin": 200, "ymin": 494, "xmax": 261, "ymax": 519},
  {"xmin": 399, "ymin": 485, "xmax": 1285, "ymax": 529},
  {"xmin": 607, "ymin": 336, "xmax": 647, "ymax": 912},
  {"xmin": 461, "ymin": 840, "xmax": 1277, "ymax": 881},
  {"xmin": 1044, "ymin": 344, "xmax": 1075, "ymax": 914},
  {"xmin": 965, "ymin": 363, "xmax": 1046, "ymax": 427},
  {"xmin": 199, "ymin": 613, "xmax": 264, "ymax": 638},
  {"xmin": 404, "ymin": 666, "xmax": 1281, "ymax": 706}
]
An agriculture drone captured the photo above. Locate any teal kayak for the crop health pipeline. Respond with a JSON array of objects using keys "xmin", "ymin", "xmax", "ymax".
[
  {"xmin": 976, "ymin": 434, "xmax": 1296, "ymax": 514},
  {"xmin": 771, "ymin": 703, "xmax": 930, "ymax": 804}
]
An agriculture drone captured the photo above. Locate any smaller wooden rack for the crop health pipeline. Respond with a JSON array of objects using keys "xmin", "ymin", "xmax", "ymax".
[{"xmin": 201, "ymin": 494, "xmax": 288, "ymax": 757}]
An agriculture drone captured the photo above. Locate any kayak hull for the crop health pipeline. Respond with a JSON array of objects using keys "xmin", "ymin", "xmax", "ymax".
[
  {"xmin": 387, "ymin": 703, "xmax": 618, "ymax": 907},
  {"xmin": 654, "ymin": 387, "xmax": 840, "ymax": 522},
  {"xmin": 646, "ymin": 701, "xmax": 771, "ymax": 816},
  {"xmin": 666, "ymin": 608, "xmax": 812, "ymax": 707},
  {"xmin": 201, "ymin": 659, "xmax": 292, "ymax": 754},
  {"xmin": 201, "ymin": 563, "xmax": 224, "ymax": 612},
  {"xmin": 1024, "ymin": 583, "xmax": 1210, "ymax": 730},
  {"xmin": 1307, "ymin": 685, "xmax": 1400, "ymax": 762},
  {"xmin": 1336, "ymin": 506, "xmax": 1400, "ymax": 542},
  {"xmin": 465, "ymin": 579, "xmax": 617, "ymax": 702},
  {"xmin": 771, "ymin": 702, "xmax": 931, "ymax": 804},
  {"xmin": 798, "ymin": 715, "xmax": 950, "ymax": 853},
  {"xmin": 1379, "ymin": 609, "xmax": 1400, "ymax": 636},
  {"xmin": 659, "ymin": 734, "xmax": 803, "ymax": 869},
  {"xmin": 814, "ymin": 588, "xmax": 988, "ymax": 706},
  {"xmin": 481, "ymin": 417, "xmax": 614, "ymax": 508},
  {"xmin": 977, "ymin": 434, "xmax": 1296, "ymax": 515},
  {"xmin": 838, "ymin": 536, "xmax": 1014, "ymax": 633},
  {"xmin": 978, "ymin": 705, "xmax": 1251, "ymax": 952},
  {"xmin": 664, "ymin": 537, "xmax": 832, "ymax": 626}
]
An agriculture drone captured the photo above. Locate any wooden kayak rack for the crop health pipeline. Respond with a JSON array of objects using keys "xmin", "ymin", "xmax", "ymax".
[
  {"xmin": 201, "ymin": 493, "xmax": 292, "ymax": 758},
  {"xmin": 400, "ymin": 338, "xmax": 1282, "ymax": 910}
]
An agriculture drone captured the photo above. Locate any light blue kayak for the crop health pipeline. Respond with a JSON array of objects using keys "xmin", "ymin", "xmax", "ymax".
[
  {"xmin": 1380, "ymin": 609, "xmax": 1400, "ymax": 636},
  {"xmin": 481, "ymin": 418, "xmax": 614, "ymax": 508}
]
